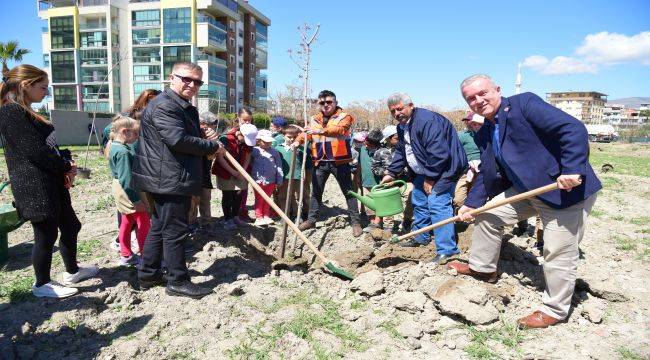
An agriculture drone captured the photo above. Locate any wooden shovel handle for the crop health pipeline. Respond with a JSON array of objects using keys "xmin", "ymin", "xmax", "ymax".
[
  {"xmin": 395, "ymin": 182, "xmax": 560, "ymax": 242},
  {"xmin": 223, "ymin": 151, "xmax": 329, "ymax": 263}
]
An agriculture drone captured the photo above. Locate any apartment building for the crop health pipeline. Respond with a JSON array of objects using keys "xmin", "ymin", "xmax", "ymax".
[
  {"xmin": 546, "ymin": 91, "xmax": 607, "ymax": 124},
  {"xmin": 37, "ymin": 0, "xmax": 269, "ymax": 114}
]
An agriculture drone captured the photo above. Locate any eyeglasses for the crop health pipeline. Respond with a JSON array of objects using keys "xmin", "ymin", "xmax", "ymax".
[
  {"xmin": 318, "ymin": 100, "xmax": 334, "ymax": 106},
  {"xmin": 172, "ymin": 74, "xmax": 204, "ymax": 87}
]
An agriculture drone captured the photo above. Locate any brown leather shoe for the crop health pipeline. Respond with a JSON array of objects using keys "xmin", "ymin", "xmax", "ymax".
[
  {"xmin": 298, "ymin": 220, "xmax": 315, "ymax": 231},
  {"xmin": 446, "ymin": 262, "xmax": 498, "ymax": 283},
  {"xmin": 352, "ymin": 224, "xmax": 363, "ymax": 238},
  {"xmin": 517, "ymin": 311, "xmax": 560, "ymax": 329}
]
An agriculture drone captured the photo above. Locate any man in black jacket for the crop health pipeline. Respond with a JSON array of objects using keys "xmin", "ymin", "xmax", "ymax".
[{"xmin": 132, "ymin": 62, "xmax": 221, "ymax": 299}]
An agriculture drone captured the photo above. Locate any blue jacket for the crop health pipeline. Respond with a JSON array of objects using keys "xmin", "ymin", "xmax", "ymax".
[
  {"xmin": 387, "ymin": 108, "xmax": 467, "ymax": 194},
  {"xmin": 465, "ymin": 92, "xmax": 602, "ymax": 209}
]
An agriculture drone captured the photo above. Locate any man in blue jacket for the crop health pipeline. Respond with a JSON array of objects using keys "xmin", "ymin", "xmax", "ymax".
[
  {"xmin": 448, "ymin": 74, "xmax": 601, "ymax": 329},
  {"xmin": 382, "ymin": 93, "xmax": 467, "ymax": 264}
]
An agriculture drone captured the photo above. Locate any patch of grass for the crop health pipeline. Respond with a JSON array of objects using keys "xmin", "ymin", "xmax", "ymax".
[
  {"xmin": 611, "ymin": 215, "xmax": 625, "ymax": 221},
  {"xmin": 91, "ymin": 195, "xmax": 114, "ymax": 212},
  {"xmin": 589, "ymin": 151, "xmax": 650, "ymax": 177},
  {"xmin": 613, "ymin": 235, "xmax": 637, "ymax": 251},
  {"xmin": 65, "ymin": 317, "xmax": 81, "ymax": 330},
  {"xmin": 629, "ymin": 216, "xmax": 650, "ymax": 226},
  {"xmin": 0, "ymin": 275, "xmax": 33, "ymax": 302},
  {"xmin": 349, "ymin": 300, "xmax": 367, "ymax": 311},
  {"xmin": 600, "ymin": 176, "xmax": 622, "ymax": 188},
  {"xmin": 616, "ymin": 346, "xmax": 645, "ymax": 360},
  {"xmin": 229, "ymin": 290, "xmax": 367, "ymax": 359},
  {"xmin": 77, "ymin": 238, "xmax": 104, "ymax": 260},
  {"xmin": 464, "ymin": 320, "xmax": 525, "ymax": 360},
  {"xmin": 590, "ymin": 209, "xmax": 606, "ymax": 218},
  {"xmin": 635, "ymin": 228, "xmax": 650, "ymax": 234},
  {"xmin": 379, "ymin": 319, "xmax": 402, "ymax": 340}
]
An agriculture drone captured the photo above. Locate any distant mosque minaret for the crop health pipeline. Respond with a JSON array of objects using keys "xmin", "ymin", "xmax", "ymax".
[{"xmin": 515, "ymin": 62, "xmax": 522, "ymax": 95}]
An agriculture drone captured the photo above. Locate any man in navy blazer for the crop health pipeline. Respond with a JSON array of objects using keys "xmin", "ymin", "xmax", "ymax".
[
  {"xmin": 382, "ymin": 93, "xmax": 467, "ymax": 264},
  {"xmin": 448, "ymin": 74, "xmax": 601, "ymax": 329}
]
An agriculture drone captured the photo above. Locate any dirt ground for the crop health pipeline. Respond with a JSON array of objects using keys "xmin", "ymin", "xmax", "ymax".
[{"xmin": 0, "ymin": 143, "xmax": 648, "ymax": 359}]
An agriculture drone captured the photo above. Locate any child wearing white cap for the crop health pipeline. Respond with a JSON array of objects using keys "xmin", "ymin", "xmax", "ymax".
[{"xmin": 251, "ymin": 129, "xmax": 284, "ymax": 226}]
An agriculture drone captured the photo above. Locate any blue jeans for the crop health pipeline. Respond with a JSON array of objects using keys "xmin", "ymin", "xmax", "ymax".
[{"xmin": 411, "ymin": 175, "xmax": 459, "ymax": 255}]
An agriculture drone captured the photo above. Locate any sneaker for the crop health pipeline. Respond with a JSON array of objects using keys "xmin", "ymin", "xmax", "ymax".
[
  {"xmin": 32, "ymin": 282, "xmax": 78, "ymax": 298},
  {"xmin": 117, "ymin": 255, "xmax": 140, "ymax": 267},
  {"xmin": 60, "ymin": 265, "xmax": 100, "ymax": 285},
  {"xmin": 110, "ymin": 238, "xmax": 120, "ymax": 252},
  {"xmin": 223, "ymin": 219, "xmax": 237, "ymax": 230},
  {"xmin": 264, "ymin": 217, "xmax": 275, "ymax": 225},
  {"xmin": 254, "ymin": 218, "xmax": 267, "ymax": 226}
]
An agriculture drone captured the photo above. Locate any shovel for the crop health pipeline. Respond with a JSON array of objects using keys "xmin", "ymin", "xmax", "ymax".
[
  {"xmin": 224, "ymin": 151, "xmax": 355, "ymax": 280},
  {"xmin": 390, "ymin": 182, "xmax": 561, "ymax": 244},
  {"xmin": 278, "ymin": 147, "xmax": 298, "ymax": 259}
]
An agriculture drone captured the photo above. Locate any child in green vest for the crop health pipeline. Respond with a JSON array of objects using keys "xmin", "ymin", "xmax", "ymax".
[{"xmin": 108, "ymin": 115, "xmax": 150, "ymax": 267}]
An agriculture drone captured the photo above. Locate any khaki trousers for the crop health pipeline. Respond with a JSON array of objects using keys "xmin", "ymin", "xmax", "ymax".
[
  {"xmin": 453, "ymin": 173, "xmax": 472, "ymax": 208},
  {"xmin": 189, "ymin": 188, "xmax": 212, "ymax": 224},
  {"xmin": 469, "ymin": 187, "xmax": 597, "ymax": 319}
]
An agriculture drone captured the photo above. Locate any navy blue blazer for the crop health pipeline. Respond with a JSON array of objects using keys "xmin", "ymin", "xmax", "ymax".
[
  {"xmin": 465, "ymin": 92, "xmax": 602, "ymax": 209},
  {"xmin": 387, "ymin": 108, "xmax": 467, "ymax": 194}
]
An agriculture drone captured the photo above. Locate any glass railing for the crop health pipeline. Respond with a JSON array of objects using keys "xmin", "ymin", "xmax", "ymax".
[
  {"xmin": 133, "ymin": 74, "xmax": 161, "ymax": 81},
  {"xmin": 81, "ymin": 74, "xmax": 108, "ymax": 82},
  {"xmin": 82, "ymin": 92, "xmax": 110, "ymax": 100},
  {"xmin": 81, "ymin": 40, "xmax": 108, "ymax": 48},
  {"xmin": 255, "ymin": 50, "xmax": 267, "ymax": 67},
  {"xmin": 196, "ymin": 15, "xmax": 227, "ymax": 32},
  {"xmin": 132, "ymin": 55, "xmax": 161, "ymax": 63},
  {"xmin": 208, "ymin": 27, "xmax": 227, "ymax": 49},
  {"xmin": 83, "ymin": 102, "xmax": 111, "ymax": 113},
  {"xmin": 79, "ymin": 23, "xmax": 107, "ymax": 31},
  {"xmin": 132, "ymin": 37, "xmax": 161, "ymax": 45},
  {"xmin": 132, "ymin": 20, "xmax": 160, "ymax": 27},
  {"xmin": 42, "ymin": 26, "xmax": 49, "ymax": 33},
  {"xmin": 81, "ymin": 59, "xmax": 109, "ymax": 66},
  {"xmin": 82, "ymin": 0, "xmax": 109, "ymax": 6},
  {"xmin": 196, "ymin": 53, "xmax": 227, "ymax": 67}
]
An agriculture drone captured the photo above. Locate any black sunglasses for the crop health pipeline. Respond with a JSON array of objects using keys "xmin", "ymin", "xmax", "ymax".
[
  {"xmin": 318, "ymin": 100, "xmax": 334, "ymax": 106},
  {"xmin": 172, "ymin": 74, "xmax": 204, "ymax": 87}
]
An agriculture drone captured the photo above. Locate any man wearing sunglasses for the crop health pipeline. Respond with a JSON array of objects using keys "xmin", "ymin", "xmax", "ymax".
[
  {"xmin": 133, "ymin": 61, "xmax": 222, "ymax": 299},
  {"xmin": 292, "ymin": 90, "xmax": 363, "ymax": 237}
]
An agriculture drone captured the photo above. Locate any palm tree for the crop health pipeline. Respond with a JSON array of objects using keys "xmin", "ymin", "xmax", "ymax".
[{"xmin": 0, "ymin": 40, "xmax": 31, "ymax": 78}]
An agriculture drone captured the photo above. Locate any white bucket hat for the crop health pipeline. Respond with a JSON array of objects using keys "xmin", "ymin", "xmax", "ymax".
[
  {"xmin": 240, "ymin": 123, "xmax": 258, "ymax": 146},
  {"xmin": 256, "ymin": 129, "xmax": 275, "ymax": 143},
  {"xmin": 381, "ymin": 125, "xmax": 398, "ymax": 143}
]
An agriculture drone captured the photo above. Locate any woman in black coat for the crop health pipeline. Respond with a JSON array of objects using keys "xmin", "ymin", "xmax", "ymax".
[{"xmin": 0, "ymin": 64, "xmax": 98, "ymax": 298}]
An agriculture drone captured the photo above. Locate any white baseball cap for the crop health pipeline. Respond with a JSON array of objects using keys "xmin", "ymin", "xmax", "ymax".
[
  {"xmin": 256, "ymin": 129, "xmax": 275, "ymax": 143},
  {"xmin": 381, "ymin": 125, "xmax": 398, "ymax": 143},
  {"xmin": 240, "ymin": 123, "xmax": 258, "ymax": 146}
]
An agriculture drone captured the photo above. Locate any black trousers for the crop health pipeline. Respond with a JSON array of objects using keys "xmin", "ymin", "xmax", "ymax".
[
  {"xmin": 308, "ymin": 162, "xmax": 360, "ymax": 225},
  {"xmin": 138, "ymin": 193, "xmax": 191, "ymax": 285},
  {"xmin": 31, "ymin": 190, "xmax": 81, "ymax": 287},
  {"xmin": 221, "ymin": 190, "xmax": 242, "ymax": 220}
]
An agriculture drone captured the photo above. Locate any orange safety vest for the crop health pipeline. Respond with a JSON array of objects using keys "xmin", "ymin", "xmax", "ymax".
[{"xmin": 309, "ymin": 111, "xmax": 354, "ymax": 165}]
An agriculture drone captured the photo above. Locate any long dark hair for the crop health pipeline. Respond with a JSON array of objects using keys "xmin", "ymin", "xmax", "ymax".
[{"xmin": 127, "ymin": 89, "xmax": 160, "ymax": 120}]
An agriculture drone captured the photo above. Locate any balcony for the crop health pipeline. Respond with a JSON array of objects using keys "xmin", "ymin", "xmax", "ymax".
[
  {"xmin": 79, "ymin": 23, "xmax": 107, "ymax": 31},
  {"xmin": 196, "ymin": 0, "xmax": 239, "ymax": 20},
  {"xmin": 83, "ymin": 101, "xmax": 111, "ymax": 113},
  {"xmin": 133, "ymin": 55, "xmax": 161, "ymax": 64},
  {"xmin": 196, "ymin": 15, "xmax": 227, "ymax": 32},
  {"xmin": 82, "ymin": 92, "xmax": 110, "ymax": 100},
  {"xmin": 81, "ymin": 74, "xmax": 108, "ymax": 83},
  {"xmin": 80, "ymin": 40, "xmax": 107, "ymax": 48},
  {"xmin": 132, "ymin": 37, "xmax": 160, "ymax": 46},
  {"xmin": 196, "ymin": 53, "xmax": 227, "ymax": 67},
  {"xmin": 133, "ymin": 74, "xmax": 161, "ymax": 82},
  {"xmin": 255, "ymin": 49, "xmax": 267, "ymax": 69},
  {"xmin": 196, "ymin": 23, "xmax": 227, "ymax": 52}
]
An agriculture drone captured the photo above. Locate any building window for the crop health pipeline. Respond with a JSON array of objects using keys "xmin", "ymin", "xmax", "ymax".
[
  {"xmin": 163, "ymin": 45, "xmax": 191, "ymax": 76},
  {"xmin": 80, "ymin": 49, "xmax": 108, "ymax": 66},
  {"xmin": 229, "ymin": 88, "xmax": 234, "ymax": 97},
  {"xmin": 80, "ymin": 31, "xmax": 108, "ymax": 48},
  {"xmin": 229, "ymin": 105, "xmax": 234, "ymax": 113},
  {"xmin": 134, "ymin": 83, "xmax": 162, "ymax": 96},
  {"xmin": 229, "ymin": 55, "xmax": 235, "ymax": 64},
  {"xmin": 229, "ymin": 37, "xmax": 234, "ymax": 47},
  {"xmin": 229, "ymin": 71, "xmax": 234, "ymax": 81},
  {"xmin": 163, "ymin": 8, "xmax": 191, "ymax": 43},
  {"xmin": 250, "ymin": 63, "xmax": 255, "ymax": 71},
  {"xmin": 209, "ymin": 64, "xmax": 227, "ymax": 83},
  {"xmin": 132, "ymin": 28, "xmax": 161, "ymax": 45},
  {"xmin": 238, "ymin": 61, "xmax": 243, "ymax": 69},
  {"xmin": 51, "ymin": 51, "xmax": 76, "ymax": 83},
  {"xmin": 132, "ymin": 47, "xmax": 161, "ymax": 64},
  {"xmin": 53, "ymin": 86, "xmax": 77, "ymax": 110},
  {"xmin": 133, "ymin": 65, "xmax": 161, "ymax": 81},
  {"xmin": 50, "ymin": 16, "xmax": 75, "ymax": 49},
  {"xmin": 82, "ymin": 84, "xmax": 109, "ymax": 100},
  {"xmin": 132, "ymin": 9, "xmax": 160, "ymax": 27},
  {"xmin": 81, "ymin": 68, "xmax": 108, "ymax": 82},
  {"xmin": 251, "ymin": 33, "xmax": 255, "ymax": 41},
  {"xmin": 238, "ymin": 46, "xmax": 243, "ymax": 56},
  {"xmin": 238, "ymin": 29, "xmax": 243, "ymax": 38},
  {"xmin": 229, "ymin": 20, "xmax": 235, "ymax": 30},
  {"xmin": 43, "ymin": 54, "xmax": 50, "ymax": 68}
]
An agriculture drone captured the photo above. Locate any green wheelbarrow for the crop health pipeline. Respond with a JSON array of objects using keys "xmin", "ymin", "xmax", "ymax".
[{"xmin": 0, "ymin": 181, "xmax": 26, "ymax": 267}]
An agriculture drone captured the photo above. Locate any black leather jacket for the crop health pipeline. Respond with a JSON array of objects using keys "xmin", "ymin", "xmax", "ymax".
[{"xmin": 132, "ymin": 88, "xmax": 219, "ymax": 196}]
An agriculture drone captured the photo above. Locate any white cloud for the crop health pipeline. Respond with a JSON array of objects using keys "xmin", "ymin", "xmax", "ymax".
[
  {"xmin": 523, "ymin": 31, "xmax": 650, "ymax": 75},
  {"xmin": 575, "ymin": 31, "xmax": 650, "ymax": 65},
  {"xmin": 522, "ymin": 55, "xmax": 597, "ymax": 75}
]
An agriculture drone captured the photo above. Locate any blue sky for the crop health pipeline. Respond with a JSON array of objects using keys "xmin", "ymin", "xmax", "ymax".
[{"xmin": 4, "ymin": 0, "xmax": 649, "ymax": 109}]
